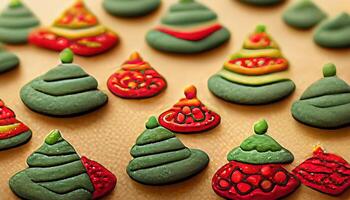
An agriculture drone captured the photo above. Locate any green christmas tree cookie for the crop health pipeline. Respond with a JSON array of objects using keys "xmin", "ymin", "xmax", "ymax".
[
  {"xmin": 227, "ymin": 119, "xmax": 294, "ymax": 164},
  {"xmin": 291, "ymin": 63, "xmax": 350, "ymax": 129},
  {"xmin": 20, "ymin": 49, "xmax": 108, "ymax": 116},
  {"xmin": 103, "ymin": 0, "xmax": 161, "ymax": 17},
  {"xmin": 127, "ymin": 116, "xmax": 209, "ymax": 185},
  {"xmin": 0, "ymin": 0, "xmax": 40, "ymax": 44},
  {"xmin": 0, "ymin": 44, "xmax": 19, "ymax": 73}
]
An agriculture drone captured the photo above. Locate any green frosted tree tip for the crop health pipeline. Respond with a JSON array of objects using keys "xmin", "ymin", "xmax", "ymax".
[
  {"xmin": 146, "ymin": 116, "xmax": 159, "ymax": 129},
  {"xmin": 60, "ymin": 48, "xmax": 74, "ymax": 64},
  {"xmin": 180, "ymin": 0, "xmax": 194, "ymax": 3},
  {"xmin": 255, "ymin": 25, "xmax": 266, "ymax": 33},
  {"xmin": 254, "ymin": 119, "xmax": 268, "ymax": 135},
  {"xmin": 323, "ymin": 63, "xmax": 336, "ymax": 77},
  {"xmin": 10, "ymin": 0, "xmax": 22, "ymax": 8},
  {"xmin": 45, "ymin": 129, "xmax": 62, "ymax": 145}
]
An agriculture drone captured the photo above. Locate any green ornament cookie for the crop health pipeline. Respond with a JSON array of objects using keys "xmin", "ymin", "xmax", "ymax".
[
  {"xmin": 208, "ymin": 25, "xmax": 295, "ymax": 105},
  {"xmin": 0, "ymin": 0, "xmax": 40, "ymax": 44},
  {"xmin": 314, "ymin": 12, "xmax": 350, "ymax": 48},
  {"xmin": 103, "ymin": 0, "xmax": 161, "ymax": 17},
  {"xmin": 238, "ymin": 0, "xmax": 285, "ymax": 6},
  {"xmin": 291, "ymin": 63, "xmax": 350, "ymax": 129},
  {"xmin": 146, "ymin": 0, "xmax": 230, "ymax": 54},
  {"xmin": 227, "ymin": 119, "xmax": 294, "ymax": 164},
  {"xmin": 127, "ymin": 116, "xmax": 209, "ymax": 185},
  {"xmin": 283, "ymin": 0, "xmax": 327, "ymax": 29},
  {"xmin": 0, "ymin": 45, "xmax": 19, "ymax": 73},
  {"xmin": 20, "ymin": 49, "xmax": 108, "ymax": 117}
]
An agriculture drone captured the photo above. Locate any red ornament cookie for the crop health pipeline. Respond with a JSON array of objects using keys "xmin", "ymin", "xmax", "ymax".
[
  {"xmin": 158, "ymin": 85, "xmax": 220, "ymax": 133},
  {"xmin": 29, "ymin": 0, "xmax": 118, "ymax": 56},
  {"xmin": 292, "ymin": 146, "xmax": 350, "ymax": 196},
  {"xmin": 212, "ymin": 161, "xmax": 300, "ymax": 200},
  {"xmin": 107, "ymin": 52, "xmax": 167, "ymax": 99}
]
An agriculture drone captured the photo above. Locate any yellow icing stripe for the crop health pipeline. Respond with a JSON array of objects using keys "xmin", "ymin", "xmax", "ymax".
[
  {"xmin": 231, "ymin": 49, "xmax": 283, "ymax": 59},
  {"xmin": 49, "ymin": 25, "xmax": 106, "ymax": 39},
  {"xmin": 0, "ymin": 123, "xmax": 19, "ymax": 133},
  {"xmin": 158, "ymin": 20, "xmax": 219, "ymax": 32},
  {"xmin": 218, "ymin": 69, "xmax": 290, "ymax": 86}
]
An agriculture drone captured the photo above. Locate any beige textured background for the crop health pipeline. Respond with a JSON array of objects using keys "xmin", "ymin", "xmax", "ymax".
[{"xmin": 0, "ymin": 0, "xmax": 349, "ymax": 199}]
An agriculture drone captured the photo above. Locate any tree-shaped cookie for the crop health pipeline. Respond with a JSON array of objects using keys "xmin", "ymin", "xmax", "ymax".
[
  {"xmin": 103, "ymin": 0, "xmax": 161, "ymax": 17},
  {"xmin": 0, "ymin": 99, "xmax": 31, "ymax": 150},
  {"xmin": 0, "ymin": 0, "xmax": 40, "ymax": 44},
  {"xmin": 107, "ymin": 52, "xmax": 167, "ymax": 99},
  {"xmin": 158, "ymin": 85, "xmax": 220, "ymax": 133},
  {"xmin": 212, "ymin": 119, "xmax": 300, "ymax": 200},
  {"xmin": 208, "ymin": 25, "xmax": 295, "ymax": 105},
  {"xmin": 127, "ymin": 116, "xmax": 209, "ymax": 185},
  {"xmin": 20, "ymin": 49, "xmax": 108, "ymax": 116},
  {"xmin": 146, "ymin": 0, "xmax": 230, "ymax": 54},
  {"xmin": 0, "ymin": 44, "xmax": 19, "ymax": 73},
  {"xmin": 29, "ymin": 0, "xmax": 119, "ymax": 56},
  {"xmin": 9, "ymin": 130, "xmax": 116, "ymax": 200}
]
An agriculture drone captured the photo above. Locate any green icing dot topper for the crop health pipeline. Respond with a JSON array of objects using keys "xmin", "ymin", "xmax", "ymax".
[
  {"xmin": 146, "ymin": 116, "xmax": 159, "ymax": 129},
  {"xmin": 45, "ymin": 129, "xmax": 62, "ymax": 145},
  {"xmin": 254, "ymin": 119, "xmax": 268, "ymax": 135},
  {"xmin": 10, "ymin": 0, "xmax": 22, "ymax": 8},
  {"xmin": 323, "ymin": 63, "xmax": 337, "ymax": 77},
  {"xmin": 60, "ymin": 48, "xmax": 74, "ymax": 64},
  {"xmin": 180, "ymin": 0, "xmax": 194, "ymax": 3},
  {"xmin": 255, "ymin": 24, "xmax": 266, "ymax": 33}
]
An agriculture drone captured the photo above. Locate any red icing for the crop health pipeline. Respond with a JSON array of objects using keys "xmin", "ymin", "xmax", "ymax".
[
  {"xmin": 229, "ymin": 57, "xmax": 287, "ymax": 68},
  {"xmin": 292, "ymin": 147, "xmax": 350, "ymax": 196},
  {"xmin": 156, "ymin": 24, "xmax": 222, "ymax": 41},
  {"xmin": 81, "ymin": 156, "xmax": 117, "ymax": 199},
  {"xmin": 28, "ymin": 30, "xmax": 118, "ymax": 56},
  {"xmin": 249, "ymin": 32, "xmax": 271, "ymax": 47},
  {"xmin": 212, "ymin": 161, "xmax": 300, "ymax": 200},
  {"xmin": 158, "ymin": 85, "xmax": 220, "ymax": 133}
]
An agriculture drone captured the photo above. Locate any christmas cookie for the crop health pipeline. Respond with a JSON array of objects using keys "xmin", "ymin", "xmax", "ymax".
[
  {"xmin": 314, "ymin": 12, "xmax": 350, "ymax": 48},
  {"xmin": 208, "ymin": 25, "xmax": 295, "ymax": 105},
  {"xmin": 0, "ymin": 45, "xmax": 19, "ymax": 73},
  {"xmin": 283, "ymin": 0, "xmax": 327, "ymax": 29},
  {"xmin": 212, "ymin": 119, "xmax": 300, "ymax": 200},
  {"xmin": 291, "ymin": 63, "xmax": 350, "ymax": 129},
  {"xmin": 29, "ymin": 0, "xmax": 119, "ymax": 56},
  {"xmin": 293, "ymin": 146, "xmax": 350, "ymax": 196},
  {"xmin": 127, "ymin": 116, "xmax": 209, "ymax": 185},
  {"xmin": 107, "ymin": 52, "xmax": 167, "ymax": 99},
  {"xmin": 0, "ymin": 0, "xmax": 40, "ymax": 44},
  {"xmin": 238, "ymin": 0, "xmax": 285, "ymax": 6},
  {"xmin": 146, "ymin": 0, "xmax": 230, "ymax": 54},
  {"xmin": 9, "ymin": 130, "xmax": 116, "ymax": 200},
  {"xmin": 159, "ymin": 85, "xmax": 220, "ymax": 133},
  {"xmin": 0, "ymin": 99, "xmax": 31, "ymax": 151},
  {"xmin": 103, "ymin": 0, "xmax": 161, "ymax": 17},
  {"xmin": 20, "ymin": 49, "xmax": 108, "ymax": 116}
]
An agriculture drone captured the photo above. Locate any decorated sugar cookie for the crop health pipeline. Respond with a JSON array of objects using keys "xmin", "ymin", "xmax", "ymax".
[
  {"xmin": 293, "ymin": 146, "xmax": 350, "ymax": 196},
  {"xmin": 208, "ymin": 25, "xmax": 295, "ymax": 105},
  {"xmin": 0, "ymin": 0, "xmax": 40, "ymax": 44},
  {"xmin": 159, "ymin": 85, "xmax": 220, "ymax": 133},
  {"xmin": 107, "ymin": 52, "xmax": 167, "ymax": 99},
  {"xmin": 0, "ymin": 44, "xmax": 19, "ymax": 73},
  {"xmin": 238, "ymin": 0, "xmax": 285, "ymax": 6},
  {"xmin": 29, "ymin": 0, "xmax": 119, "ymax": 56},
  {"xmin": 283, "ymin": 0, "xmax": 327, "ymax": 29},
  {"xmin": 314, "ymin": 12, "xmax": 350, "ymax": 48},
  {"xmin": 291, "ymin": 63, "xmax": 350, "ymax": 129},
  {"xmin": 212, "ymin": 119, "xmax": 300, "ymax": 200},
  {"xmin": 103, "ymin": 0, "xmax": 161, "ymax": 17},
  {"xmin": 146, "ymin": 0, "xmax": 230, "ymax": 54},
  {"xmin": 9, "ymin": 130, "xmax": 116, "ymax": 200},
  {"xmin": 127, "ymin": 116, "xmax": 209, "ymax": 185},
  {"xmin": 0, "ymin": 99, "xmax": 31, "ymax": 151},
  {"xmin": 20, "ymin": 49, "xmax": 108, "ymax": 116}
]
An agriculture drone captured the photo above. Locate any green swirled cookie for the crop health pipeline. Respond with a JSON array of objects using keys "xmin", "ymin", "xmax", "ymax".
[
  {"xmin": 0, "ymin": 0, "xmax": 40, "ymax": 44},
  {"xmin": 314, "ymin": 12, "xmax": 350, "ymax": 48},
  {"xmin": 20, "ymin": 49, "xmax": 108, "ymax": 117},
  {"xmin": 291, "ymin": 63, "xmax": 350, "ymax": 129},
  {"xmin": 127, "ymin": 116, "xmax": 209, "ymax": 185},
  {"xmin": 146, "ymin": 0, "xmax": 230, "ymax": 54},
  {"xmin": 283, "ymin": 0, "xmax": 327, "ymax": 29},
  {"xmin": 0, "ymin": 45, "xmax": 19, "ymax": 73},
  {"xmin": 238, "ymin": 0, "xmax": 285, "ymax": 6},
  {"xmin": 103, "ymin": 0, "xmax": 161, "ymax": 17},
  {"xmin": 227, "ymin": 119, "xmax": 294, "ymax": 164}
]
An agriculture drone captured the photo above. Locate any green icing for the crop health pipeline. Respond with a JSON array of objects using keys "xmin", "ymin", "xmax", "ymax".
[
  {"xmin": 314, "ymin": 12, "xmax": 350, "ymax": 48},
  {"xmin": 283, "ymin": 0, "xmax": 327, "ymax": 29},
  {"xmin": 239, "ymin": 0, "xmax": 285, "ymax": 6},
  {"xmin": 60, "ymin": 48, "xmax": 74, "ymax": 64},
  {"xmin": 9, "ymin": 130, "xmax": 94, "ymax": 200},
  {"xmin": 0, "ymin": 130, "xmax": 31, "ymax": 151},
  {"xmin": 254, "ymin": 119, "xmax": 268, "ymax": 135},
  {"xmin": 145, "ymin": 116, "xmax": 159, "ymax": 129},
  {"xmin": 323, "ymin": 63, "xmax": 336, "ymax": 77},
  {"xmin": 0, "ymin": 49, "xmax": 19, "ymax": 73},
  {"xmin": 103, "ymin": 0, "xmax": 160, "ymax": 17}
]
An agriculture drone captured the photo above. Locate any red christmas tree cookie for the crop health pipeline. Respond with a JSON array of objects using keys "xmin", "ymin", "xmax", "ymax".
[
  {"xmin": 158, "ymin": 85, "xmax": 220, "ymax": 133},
  {"xmin": 107, "ymin": 52, "xmax": 167, "ymax": 99}
]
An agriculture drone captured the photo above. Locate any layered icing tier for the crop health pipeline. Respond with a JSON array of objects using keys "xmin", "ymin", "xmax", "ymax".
[
  {"xmin": 103, "ymin": 0, "xmax": 161, "ymax": 17},
  {"xmin": 0, "ymin": 47, "xmax": 20, "ymax": 73}
]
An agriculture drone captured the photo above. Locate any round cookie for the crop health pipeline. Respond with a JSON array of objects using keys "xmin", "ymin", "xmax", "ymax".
[
  {"xmin": 20, "ymin": 49, "xmax": 108, "ymax": 117},
  {"xmin": 314, "ymin": 12, "xmax": 350, "ymax": 48},
  {"xmin": 0, "ymin": 45, "xmax": 19, "ymax": 73},
  {"xmin": 238, "ymin": 0, "xmax": 285, "ymax": 6},
  {"xmin": 146, "ymin": 0, "xmax": 230, "ymax": 54},
  {"xmin": 127, "ymin": 116, "xmax": 209, "ymax": 185},
  {"xmin": 0, "ymin": 0, "xmax": 40, "ymax": 44},
  {"xmin": 208, "ymin": 25, "xmax": 295, "ymax": 105},
  {"xmin": 283, "ymin": 0, "xmax": 327, "ymax": 29},
  {"xmin": 9, "ymin": 130, "xmax": 116, "ymax": 200},
  {"xmin": 103, "ymin": 0, "xmax": 161, "ymax": 17},
  {"xmin": 291, "ymin": 63, "xmax": 350, "ymax": 129}
]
